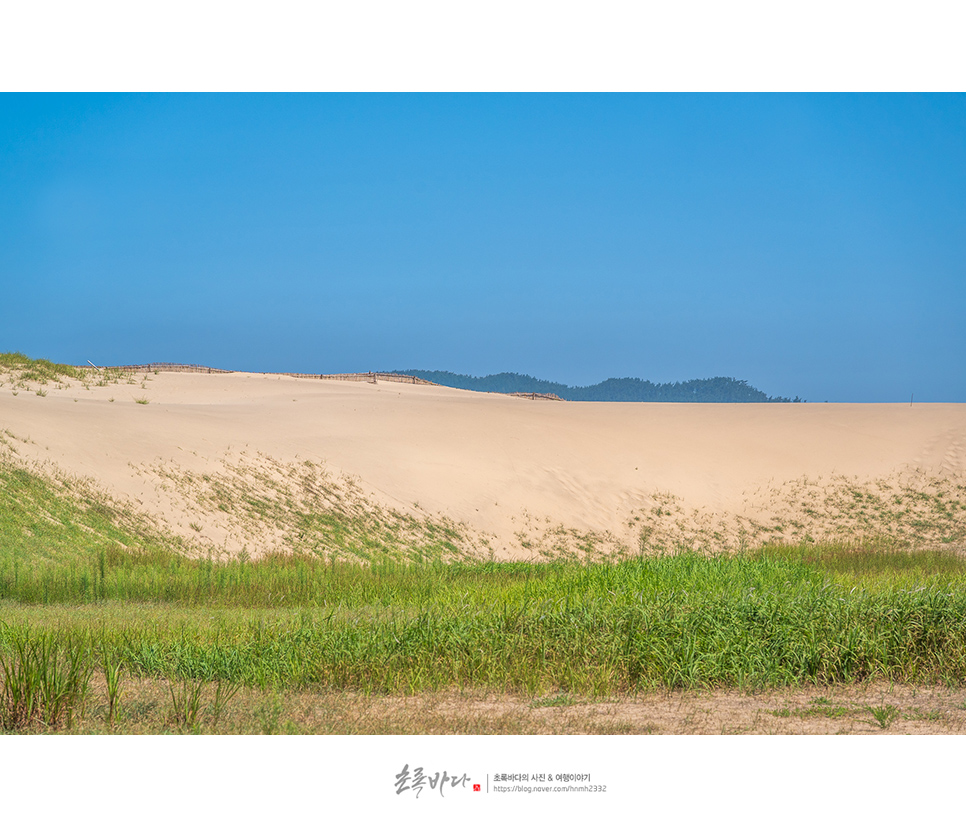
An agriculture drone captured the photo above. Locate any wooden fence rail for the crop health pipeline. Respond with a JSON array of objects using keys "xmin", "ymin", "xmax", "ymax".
[
  {"xmin": 314, "ymin": 372, "xmax": 439, "ymax": 385},
  {"xmin": 505, "ymin": 392, "xmax": 563, "ymax": 400},
  {"xmin": 81, "ymin": 364, "xmax": 439, "ymax": 385},
  {"xmin": 85, "ymin": 363, "xmax": 232, "ymax": 374}
]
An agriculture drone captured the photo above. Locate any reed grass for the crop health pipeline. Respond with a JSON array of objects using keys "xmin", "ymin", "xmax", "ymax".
[
  {"xmin": 4, "ymin": 551, "xmax": 966, "ymax": 698},
  {"xmin": 0, "ymin": 629, "xmax": 91, "ymax": 730},
  {"xmin": 168, "ymin": 678, "xmax": 205, "ymax": 728},
  {"xmin": 102, "ymin": 646, "xmax": 123, "ymax": 725},
  {"xmin": 751, "ymin": 540, "xmax": 966, "ymax": 580},
  {"xmin": 211, "ymin": 678, "xmax": 241, "ymax": 728}
]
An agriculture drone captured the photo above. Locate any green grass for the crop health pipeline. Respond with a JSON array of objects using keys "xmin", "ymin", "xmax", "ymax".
[
  {"xmin": 733, "ymin": 539, "xmax": 966, "ymax": 582},
  {"xmin": 0, "ymin": 630, "xmax": 91, "ymax": 730},
  {"xmin": 769, "ymin": 696, "xmax": 934, "ymax": 727},
  {"xmin": 0, "ymin": 352, "xmax": 134, "ymax": 393},
  {"xmin": 0, "ymin": 352, "xmax": 89, "ymax": 385},
  {"xmin": 0, "ymin": 465, "xmax": 145, "ymax": 570},
  {"xmin": 3, "ymin": 550, "xmax": 966, "ymax": 697},
  {"xmin": 168, "ymin": 677, "xmax": 205, "ymax": 728},
  {"xmin": 3, "ymin": 456, "xmax": 966, "ymax": 731},
  {"xmin": 864, "ymin": 703, "xmax": 900, "ymax": 729},
  {"xmin": 771, "ymin": 696, "xmax": 857, "ymax": 719}
]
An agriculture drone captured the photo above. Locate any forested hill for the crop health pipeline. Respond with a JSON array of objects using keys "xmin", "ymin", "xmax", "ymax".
[{"xmin": 390, "ymin": 371, "xmax": 800, "ymax": 403}]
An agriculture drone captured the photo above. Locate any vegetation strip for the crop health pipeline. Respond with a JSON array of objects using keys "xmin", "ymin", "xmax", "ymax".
[{"xmin": 3, "ymin": 548, "xmax": 966, "ymax": 708}]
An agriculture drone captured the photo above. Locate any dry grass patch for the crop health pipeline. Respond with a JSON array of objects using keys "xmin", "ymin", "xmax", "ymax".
[{"xmin": 623, "ymin": 473, "xmax": 966, "ymax": 556}]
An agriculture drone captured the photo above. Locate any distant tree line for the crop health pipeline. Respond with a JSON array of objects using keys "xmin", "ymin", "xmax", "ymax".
[{"xmin": 391, "ymin": 370, "xmax": 802, "ymax": 403}]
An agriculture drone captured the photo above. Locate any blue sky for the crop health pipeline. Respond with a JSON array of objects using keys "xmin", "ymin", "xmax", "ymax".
[{"xmin": 2, "ymin": 93, "xmax": 964, "ymax": 402}]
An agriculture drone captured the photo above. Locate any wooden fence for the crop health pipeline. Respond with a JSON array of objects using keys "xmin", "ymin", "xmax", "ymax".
[
  {"xmin": 84, "ymin": 364, "xmax": 438, "ymax": 385},
  {"xmin": 89, "ymin": 363, "xmax": 232, "ymax": 374},
  {"xmin": 505, "ymin": 392, "xmax": 563, "ymax": 401},
  {"xmin": 315, "ymin": 372, "xmax": 438, "ymax": 385}
]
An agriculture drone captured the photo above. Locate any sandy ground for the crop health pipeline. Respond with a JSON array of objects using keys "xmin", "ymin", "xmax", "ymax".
[
  {"xmin": 1, "ymin": 369, "xmax": 965, "ymax": 559},
  {"xmin": 59, "ymin": 677, "xmax": 966, "ymax": 734}
]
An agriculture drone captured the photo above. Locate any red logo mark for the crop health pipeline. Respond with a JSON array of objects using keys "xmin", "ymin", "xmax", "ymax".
[{"xmin": 473, "ymin": 784, "xmax": 481, "ymax": 792}]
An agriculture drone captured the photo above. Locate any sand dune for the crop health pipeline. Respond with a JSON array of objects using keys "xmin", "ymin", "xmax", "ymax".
[{"xmin": 2, "ymin": 370, "xmax": 965, "ymax": 558}]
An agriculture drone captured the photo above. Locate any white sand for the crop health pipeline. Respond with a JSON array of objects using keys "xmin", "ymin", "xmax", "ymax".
[{"xmin": 2, "ymin": 370, "xmax": 964, "ymax": 558}]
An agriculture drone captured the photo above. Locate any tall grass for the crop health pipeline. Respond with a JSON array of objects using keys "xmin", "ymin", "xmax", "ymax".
[
  {"xmin": 0, "ymin": 629, "xmax": 91, "ymax": 730},
  {"xmin": 168, "ymin": 678, "xmax": 205, "ymax": 728},
  {"xmin": 2, "ymin": 543, "xmax": 503, "ymax": 607},
  {"xmin": 751, "ymin": 540, "xmax": 966, "ymax": 580},
  {"xmin": 4, "ymin": 552, "xmax": 966, "ymax": 696},
  {"xmin": 102, "ymin": 646, "xmax": 123, "ymax": 725}
]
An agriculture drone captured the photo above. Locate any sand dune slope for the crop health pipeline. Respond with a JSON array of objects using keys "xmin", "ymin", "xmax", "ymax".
[{"xmin": 2, "ymin": 370, "xmax": 964, "ymax": 558}]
